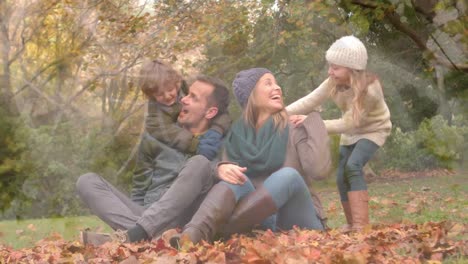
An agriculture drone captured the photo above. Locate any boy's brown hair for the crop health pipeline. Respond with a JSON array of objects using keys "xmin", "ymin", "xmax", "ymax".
[{"xmin": 139, "ymin": 60, "xmax": 182, "ymax": 98}]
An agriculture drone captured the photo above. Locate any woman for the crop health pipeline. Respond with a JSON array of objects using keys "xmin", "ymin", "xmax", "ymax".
[
  {"xmin": 287, "ymin": 36, "xmax": 392, "ymax": 231},
  {"xmin": 169, "ymin": 68, "xmax": 331, "ymax": 247}
]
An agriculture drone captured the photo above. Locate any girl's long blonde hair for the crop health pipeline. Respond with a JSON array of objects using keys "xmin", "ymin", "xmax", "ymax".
[
  {"xmin": 243, "ymin": 87, "xmax": 288, "ymax": 131},
  {"xmin": 331, "ymin": 70, "xmax": 378, "ymax": 125}
]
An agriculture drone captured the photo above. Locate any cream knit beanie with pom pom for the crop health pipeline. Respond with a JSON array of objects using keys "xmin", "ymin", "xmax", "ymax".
[{"xmin": 325, "ymin": 35, "xmax": 368, "ymax": 70}]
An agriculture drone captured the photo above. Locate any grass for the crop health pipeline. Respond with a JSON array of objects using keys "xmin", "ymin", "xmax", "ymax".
[
  {"xmin": 0, "ymin": 174, "xmax": 466, "ymax": 250},
  {"xmin": 318, "ymin": 173, "xmax": 467, "ymax": 229},
  {"xmin": 0, "ymin": 215, "xmax": 111, "ymax": 249}
]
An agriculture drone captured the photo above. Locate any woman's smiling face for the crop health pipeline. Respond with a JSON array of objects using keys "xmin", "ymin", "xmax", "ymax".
[{"xmin": 252, "ymin": 73, "xmax": 284, "ymax": 116}]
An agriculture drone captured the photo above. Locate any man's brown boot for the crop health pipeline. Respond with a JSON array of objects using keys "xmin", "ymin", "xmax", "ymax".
[{"xmin": 347, "ymin": 190, "xmax": 369, "ymax": 231}]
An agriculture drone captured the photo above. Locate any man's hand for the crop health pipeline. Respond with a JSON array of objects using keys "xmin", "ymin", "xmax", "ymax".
[
  {"xmin": 289, "ymin": 115, "xmax": 307, "ymax": 127},
  {"xmin": 218, "ymin": 164, "xmax": 247, "ymax": 185}
]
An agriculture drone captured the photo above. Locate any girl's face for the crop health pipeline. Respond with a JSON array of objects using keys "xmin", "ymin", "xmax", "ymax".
[
  {"xmin": 153, "ymin": 83, "xmax": 179, "ymax": 106},
  {"xmin": 328, "ymin": 63, "xmax": 352, "ymax": 85},
  {"xmin": 252, "ymin": 73, "xmax": 284, "ymax": 115}
]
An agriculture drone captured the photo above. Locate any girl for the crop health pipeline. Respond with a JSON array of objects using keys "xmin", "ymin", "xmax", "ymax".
[{"xmin": 287, "ymin": 36, "xmax": 392, "ymax": 231}]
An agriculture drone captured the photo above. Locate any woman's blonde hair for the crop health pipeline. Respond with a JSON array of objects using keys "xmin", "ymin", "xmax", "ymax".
[
  {"xmin": 331, "ymin": 70, "xmax": 378, "ymax": 125},
  {"xmin": 242, "ymin": 86, "xmax": 288, "ymax": 131},
  {"xmin": 139, "ymin": 60, "xmax": 182, "ymax": 98}
]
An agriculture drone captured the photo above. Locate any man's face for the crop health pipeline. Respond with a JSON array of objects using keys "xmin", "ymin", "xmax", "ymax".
[{"xmin": 178, "ymin": 80, "xmax": 216, "ymax": 131}]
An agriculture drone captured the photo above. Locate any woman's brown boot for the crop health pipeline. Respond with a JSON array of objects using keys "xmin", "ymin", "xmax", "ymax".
[
  {"xmin": 170, "ymin": 183, "xmax": 236, "ymax": 248},
  {"xmin": 221, "ymin": 186, "xmax": 277, "ymax": 238}
]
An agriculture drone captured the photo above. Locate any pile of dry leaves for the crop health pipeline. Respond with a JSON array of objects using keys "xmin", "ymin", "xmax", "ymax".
[{"xmin": 1, "ymin": 221, "xmax": 466, "ymax": 263}]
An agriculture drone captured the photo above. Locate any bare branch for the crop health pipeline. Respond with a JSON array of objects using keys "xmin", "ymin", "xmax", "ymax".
[
  {"xmin": 350, "ymin": 0, "xmax": 468, "ymax": 73},
  {"xmin": 350, "ymin": 0, "xmax": 377, "ymax": 9},
  {"xmin": 429, "ymin": 33, "xmax": 461, "ymax": 71}
]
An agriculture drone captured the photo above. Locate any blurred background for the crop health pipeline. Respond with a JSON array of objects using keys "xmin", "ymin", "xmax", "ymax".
[{"xmin": 0, "ymin": 0, "xmax": 466, "ymax": 220}]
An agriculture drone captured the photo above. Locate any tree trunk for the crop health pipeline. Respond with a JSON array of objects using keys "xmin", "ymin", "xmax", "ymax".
[
  {"xmin": 435, "ymin": 65, "xmax": 452, "ymax": 124},
  {"xmin": 0, "ymin": 4, "xmax": 19, "ymax": 117}
]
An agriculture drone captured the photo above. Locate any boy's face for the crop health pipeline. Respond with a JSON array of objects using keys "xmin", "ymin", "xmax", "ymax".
[{"xmin": 152, "ymin": 83, "xmax": 179, "ymax": 106}]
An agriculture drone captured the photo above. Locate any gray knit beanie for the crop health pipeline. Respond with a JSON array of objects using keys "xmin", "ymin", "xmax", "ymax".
[
  {"xmin": 232, "ymin": 68, "xmax": 271, "ymax": 108},
  {"xmin": 326, "ymin": 35, "xmax": 368, "ymax": 70}
]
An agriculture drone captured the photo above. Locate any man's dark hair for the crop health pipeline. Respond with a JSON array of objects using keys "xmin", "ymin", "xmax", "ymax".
[{"xmin": 195, "ymin": 75, "xmax": 230, "ymax": 115}]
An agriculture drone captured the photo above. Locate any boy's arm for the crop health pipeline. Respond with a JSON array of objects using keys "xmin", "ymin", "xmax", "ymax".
[
  {"xmin": 210, "ymin": 112, "xmax": 232, "ymax": 136},
  {"xmin": 145, "ymin": 99, "xmax": 198, "ymax": 154}
]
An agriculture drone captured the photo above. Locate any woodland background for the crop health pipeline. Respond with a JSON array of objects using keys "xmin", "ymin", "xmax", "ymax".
[{"xmin": 0, "ymin": 0, "xmax": 467, "ymax": 220}]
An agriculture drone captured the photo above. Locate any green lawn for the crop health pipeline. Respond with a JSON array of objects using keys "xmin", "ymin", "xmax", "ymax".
[
  {"xmin": 0, "ymin": 173, "xmax": 466, "ymax": 250},
  {"xmin": 318, "ymin": 173, "xmax": 467, "ymax": 229},
  {"xmin": 0, "ymin": 215, "xmax": 112, "ymax": 249}
]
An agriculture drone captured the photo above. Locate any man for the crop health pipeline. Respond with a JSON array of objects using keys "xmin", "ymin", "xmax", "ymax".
[{"xmin": 76, "ymin": 75, "xmax": 230, "ymax": 246}]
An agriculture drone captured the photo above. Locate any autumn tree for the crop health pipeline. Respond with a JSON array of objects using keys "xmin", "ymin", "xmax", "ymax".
[{"xmin": 0, "ymin": 0, "xmax": 210, "ymax": 218}]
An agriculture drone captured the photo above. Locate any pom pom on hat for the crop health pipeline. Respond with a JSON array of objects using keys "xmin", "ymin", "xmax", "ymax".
[
  {"xmin": 232, "ymin": 68, "xmax": 271, "ymax": 108},
  {"xmin": 326, "ymin": 35, "xmax": 368, "ymax": 70}
]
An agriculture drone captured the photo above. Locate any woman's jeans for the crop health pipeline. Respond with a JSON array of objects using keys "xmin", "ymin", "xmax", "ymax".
[
  {"xmin": 221, "ymin": 167, "xmax": 324, "ymax": 231},
  {"xmin": 336, "ymin": 139, "xmax": 379, "ymax": 201}
]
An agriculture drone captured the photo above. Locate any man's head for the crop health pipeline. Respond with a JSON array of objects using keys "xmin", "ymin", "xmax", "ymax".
[{"xmin": 178, "ymin": 75, "xmax": 229, "ymax": 133}]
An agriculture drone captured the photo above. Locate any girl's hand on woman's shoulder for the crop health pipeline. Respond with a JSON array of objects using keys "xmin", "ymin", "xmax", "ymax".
[
  {"xmin": 218, "ymin": 164, "xmax": 247, "ymax": 185},
  {"xmin": 289, "ymin": 115, "xmax": 307, "ymax": 127}
]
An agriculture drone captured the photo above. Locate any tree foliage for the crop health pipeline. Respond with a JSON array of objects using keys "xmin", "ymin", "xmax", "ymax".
[{"xmin": 0, "ymin": 110, "xmax": 29, "ymax": 215}]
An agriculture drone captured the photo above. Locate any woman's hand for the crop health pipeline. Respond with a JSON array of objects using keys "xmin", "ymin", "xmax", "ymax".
[
  {"xmin": 289, "ymin": 115, "xmax": 307, "ymax": 127},
  {"xmin": 218, "ymin": 164, "xmax": 247, "ymax": 185}
]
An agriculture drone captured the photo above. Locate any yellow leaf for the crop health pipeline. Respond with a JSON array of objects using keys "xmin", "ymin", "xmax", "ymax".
[
  {"xmin": 27, "ymin": 224, "xmax": 36, "ymax": 232},
  {"xmin": 446, "ymin": 223, "xmax": 465, "ymax": 239}
]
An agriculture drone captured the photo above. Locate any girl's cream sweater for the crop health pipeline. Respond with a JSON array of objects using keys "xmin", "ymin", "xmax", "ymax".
[{"xmin": 286, "ymin": 78, "xmax": 392, "ymax": 147}]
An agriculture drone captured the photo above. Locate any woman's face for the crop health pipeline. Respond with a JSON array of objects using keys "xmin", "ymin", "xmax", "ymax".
[
  {"xmin": 252, "ymin": 73, "xmax": 284, "ymax": 115},
  {"xmin": 328, "ymin": 63, "xmax": 352, "ymax": 85}
]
